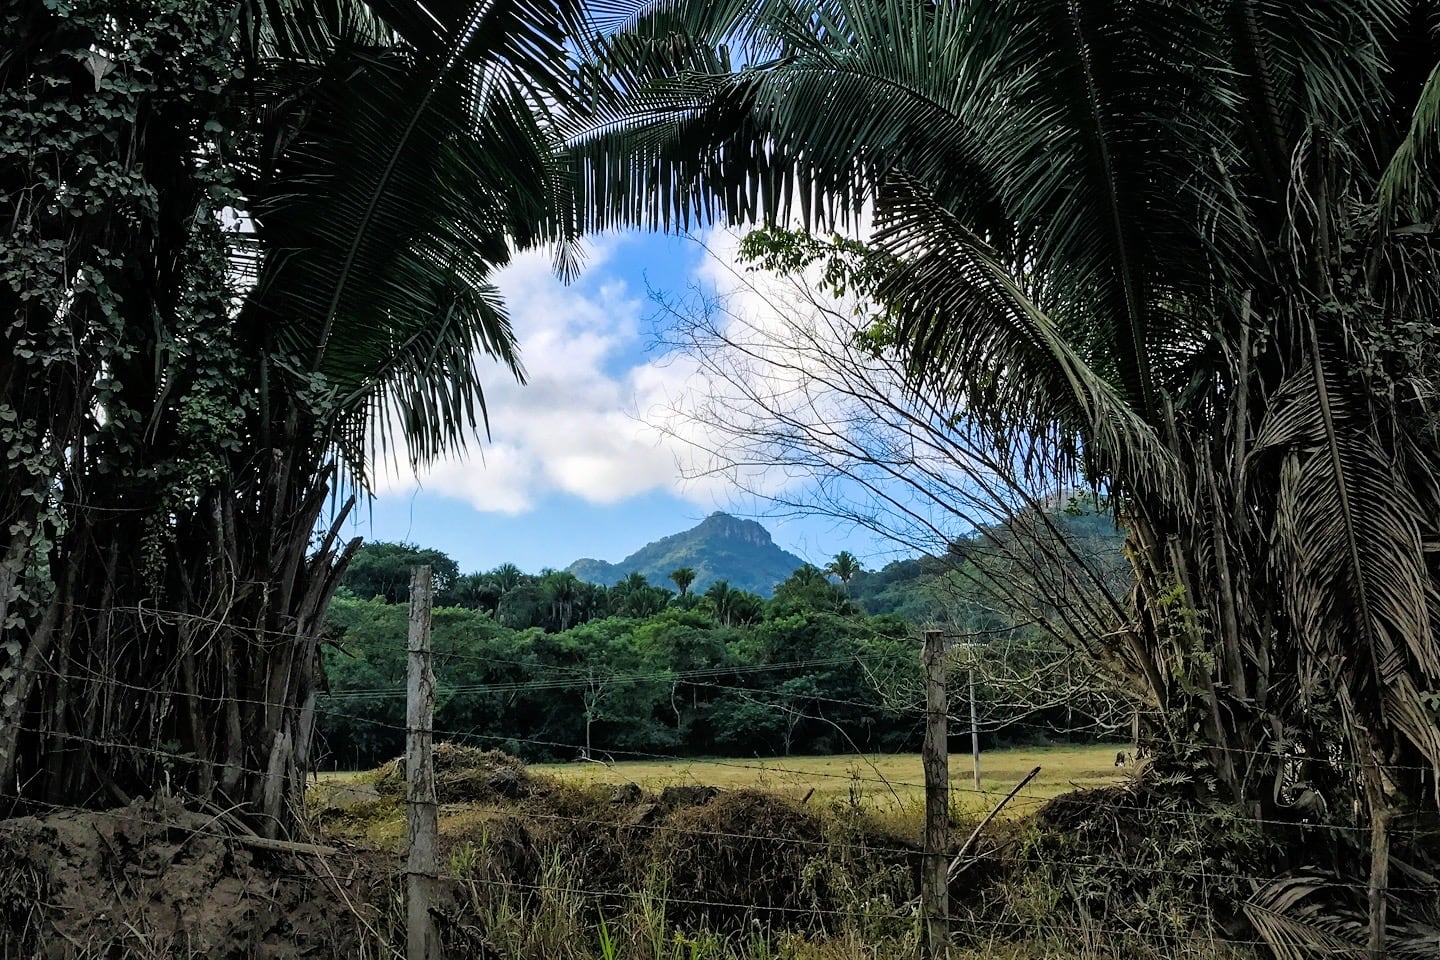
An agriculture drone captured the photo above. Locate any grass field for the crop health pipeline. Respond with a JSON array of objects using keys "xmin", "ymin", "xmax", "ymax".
[{"xmin": 533, "ymin": 743, "xmax": 1125, "ymax": 820}]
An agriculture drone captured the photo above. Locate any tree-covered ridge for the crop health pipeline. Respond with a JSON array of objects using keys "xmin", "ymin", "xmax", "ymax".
[
  {"xmin": 323, "ymin": 506, "xmax": 1131, "ymax": 768},
  {"xmin": 341, "ymin": 539, "xmax": 824, "ymax": 631},
  {"xmin": 851, "ymin": 508, "xmax": 1128, "ymax": 624},
  {"xmin": 565, "ymin": 512, "xmax": 807, "ymax": 597},
  {"xmin": 340, "ymin": 503, "xmax": 1127, "ymax": 632}
]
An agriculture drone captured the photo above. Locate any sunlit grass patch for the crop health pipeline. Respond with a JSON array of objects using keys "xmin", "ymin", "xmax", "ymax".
[{"xmin": 534, "ymin": 743, "xmax": 1124, "ymax": 827}]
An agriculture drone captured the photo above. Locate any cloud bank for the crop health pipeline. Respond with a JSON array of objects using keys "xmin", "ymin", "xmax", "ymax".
[{"xmin": 374, "ymin": 236, "xmax": 718, "ymax": 513}]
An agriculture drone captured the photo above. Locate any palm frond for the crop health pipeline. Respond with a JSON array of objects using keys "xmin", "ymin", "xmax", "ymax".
[
  {"xmin": 1252, "ymin": 358, "xmax": 1440, "ymax": 766},
  {"xmin": 1379, "ymin": 58, "xmax": 1440, "ymax": 219},
  {"xmin": 871, "ymin": 180, "xmax": 1180, "ymax": 504},
  {"xmin": 570, "ymin": 0, "xmax": 1251, "ymax": 418},
  {"xmin": 1247, "ymin": 872, "xmax": 1440, "ymax": 960},
  {"xmin": 1245, "ymin": 874, "xmax": 1369, "ymax": 960},
  {"xmin": 240, "ymin": 1, "xmax": 591, "ymax": 482}
]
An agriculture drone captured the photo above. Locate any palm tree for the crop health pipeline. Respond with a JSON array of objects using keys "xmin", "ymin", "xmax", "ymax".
[
  {"xmin": 542, "ymin": 571, "xmax": 582, "ymax": 632},
  {"xmin": 574, "ymin": 1, "xmax": 1440, "ymax": 943},
  {"xmin": 618, "ymin": 571, "xmax": 651, "ymax": 594},
  {"xmin": 728, "ymin": 589, "xmax": 766, "ymax": 627},
  {"xmin": 704, "ymin": 579, "xmax": 738, "ymax": 626},
  {"xmin": 825, "ymin": 552, "xmax": 862, "ymax": 591},
  {"xmin": 490, "ymin": 563, "xmax": 527, "ymax": 595},
  {"xmin": 0, "ymin": 0, "xmax": 592, "ymax": 835},
  {"xmin": 669, "ymin": 566, "xmax": 698, "ymax": 597}
]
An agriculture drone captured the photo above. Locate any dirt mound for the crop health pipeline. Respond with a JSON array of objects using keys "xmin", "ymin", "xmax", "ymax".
[
  {"xmin": 376, "ymin": 744, "xmax": 533, "ymax": 803},
  {"xmin": 0, "ymin": 797, "xmax": 380, "ymax": 959},
  {"xmin": 1036, "ymin": 782, "xmax": 1139, "ymax": 832}
]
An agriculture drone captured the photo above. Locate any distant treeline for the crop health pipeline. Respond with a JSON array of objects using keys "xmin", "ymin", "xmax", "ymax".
[{"xmin": 317, "ymin": 532, "xmax": 1126, "ymax": 768}]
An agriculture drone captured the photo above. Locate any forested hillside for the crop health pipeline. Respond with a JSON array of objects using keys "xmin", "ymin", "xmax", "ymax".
[
  {"xmin": 850, "ymin": 507, "xmax": 1127, "ymax": 622},
  {"xmin": 317, "ymin": 507, "xmax": 1130, "ymax": 769}
]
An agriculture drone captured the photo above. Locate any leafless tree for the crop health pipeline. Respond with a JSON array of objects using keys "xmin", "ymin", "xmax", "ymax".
[{"xmin": 646, "ymin": 241, "xmax": 1148, "ymax": 732}]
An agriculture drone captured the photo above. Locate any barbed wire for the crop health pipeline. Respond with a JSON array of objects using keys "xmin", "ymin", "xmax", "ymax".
[
  {"xmin": 12, "ymin": 699, "xmax": 1429, "ymax": 857},
  {"xmin": 5, "ymin": 752, "xmax": 1433, "ymax": 903},
  {"xmin": 2, "ymin": 788, "xmax": 1391, "ymax": 948},
  {"xmin": 5, "ymin": 717, "xmax": 1435, "ymax": 960},
  {"xmin": 422, "ymin": 872, "xmax": 1283, "ymax": 947},
  {"xmin": 20, "ymin": 650, "xmax": 1439, "ymax": 787},
  {"xmin": 0, "ymin": 790, "xmax": 1293, "ymax": 954},
  {"xmin": 308, "ymin": 710, "xmax": 1436, "ymax": 836},
  {"xmin": 33, "ymin": 598, "xmax": 1438, "ymax": 776},
  {"xmin": 424, "ymin": 803, "xmax": 1437, "ymax": 894}
]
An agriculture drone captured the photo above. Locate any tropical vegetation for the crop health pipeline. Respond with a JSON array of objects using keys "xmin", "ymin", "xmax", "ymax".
[
  {"xmin": 569, "ymin": 0, "xmax": 1440, "ymax": 949},
  {"xmin": 0, "ymin": 0, "xmax": 585, "ymax": 834},
  {"xmin": 5, "ymin": 0, "xmax": 1440, "ymax": 952},
  {"xmin": 319, "ymin": 542, "xmax": 1125, "ymax": 770}
]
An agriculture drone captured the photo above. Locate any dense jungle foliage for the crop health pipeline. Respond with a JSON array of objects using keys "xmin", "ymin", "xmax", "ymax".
[{"xmin": 317, "ymin": 516, "xmax": 1128, "ymax": 769}]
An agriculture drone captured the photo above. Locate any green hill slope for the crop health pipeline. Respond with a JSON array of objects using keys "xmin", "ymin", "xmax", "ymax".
[
  {"xmin": 566, "ymin": 512, "xmax": 807, "ymax": 597},
  {"xmin": 849, "ymin": 506, "xmax": 1127, "ymax": 621}
]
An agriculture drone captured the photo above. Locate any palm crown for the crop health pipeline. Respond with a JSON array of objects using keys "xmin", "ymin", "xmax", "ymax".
[{"xmin": 568, "ymin": 1, "xmax": 1440, "ymax": 940}]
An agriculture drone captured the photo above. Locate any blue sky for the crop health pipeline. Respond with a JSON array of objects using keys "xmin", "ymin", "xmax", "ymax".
[{"xmin": 347, "ymin": 230, "xmax": 899, "ymax": 577}]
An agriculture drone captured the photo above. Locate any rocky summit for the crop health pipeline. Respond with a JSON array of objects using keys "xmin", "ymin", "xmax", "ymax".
[{"xmin": 566, "ymin": 512, "xmax": 807, "ymax": 597}]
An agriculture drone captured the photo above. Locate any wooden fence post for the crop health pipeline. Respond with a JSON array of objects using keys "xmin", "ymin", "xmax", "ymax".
[
  {"xmin": 968, "ymin": 663, "xmax": 981, "ymax": 791},
  {"xmin": 407, "ymin": 566, "xmax": 441, "ymax": 960},
  {"xmin": 1365, "ymin": 751, "xmax": 1390, "ymax": 960},
  {"xmin": 921, "ymin": 629, "xmax": 949, "ymax": 958}
]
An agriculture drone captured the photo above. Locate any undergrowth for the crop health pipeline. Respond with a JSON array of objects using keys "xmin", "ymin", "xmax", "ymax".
[{"xmin": 5, "ymin": 754, "xmax": 1263, "ymax": 960}]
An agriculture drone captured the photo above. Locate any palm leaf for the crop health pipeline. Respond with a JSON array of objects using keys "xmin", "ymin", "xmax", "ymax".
[
  {"xmin": 1245, "ymin": 874, "xmax": 1369, "ymax": 960},
  {"xmin": 240, "ymin": 1, "xmax": 591, "ymax": 483},
  {"xmin": 869, "ymin": 180, "xmax": 1180, "ymax": 502},
  {"xmin": 1379, "ymin": 58, "xmax": 1440, "ymax": 218},
  {"xmin": 1253, "ymin": 357, "xmax": 1440, "ymax": 767},
  {"xmin": 1247, "ymin": 872, "xmax": 1440, "ymax": 960}
]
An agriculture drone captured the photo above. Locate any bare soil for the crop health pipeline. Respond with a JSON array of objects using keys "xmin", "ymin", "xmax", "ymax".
[{"xmin": 0, "ymin": 796, "xmax": 385, "ymax": 959}]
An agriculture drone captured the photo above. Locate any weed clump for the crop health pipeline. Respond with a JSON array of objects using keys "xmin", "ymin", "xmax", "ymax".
[
  {"xmin": 648, "ymin": 790, "xmax": 829, "ymax": 931},
  {"xmin": 962, "ymin": 776, "xmax": 1270, "ymax": 960},
  {"xmin": 376, "ymin": 744, "xmax": 533, "ymax": 803}
]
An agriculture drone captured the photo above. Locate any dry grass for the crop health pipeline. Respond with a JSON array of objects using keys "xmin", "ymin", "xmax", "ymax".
[
  {"xmin": 304, "ymin": 744, "xmax": 1237, "ymax": 960},
  {"xmin": 533, "ymin": 744, "xmax": 1124, "ymax": 821},
  {"xmin": 310, "ymin": 744, "xmax": 1127, "ymax": 851}
]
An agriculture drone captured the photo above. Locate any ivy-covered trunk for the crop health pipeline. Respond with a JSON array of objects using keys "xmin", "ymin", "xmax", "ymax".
[
  {"xmin": 1, "ymin": 459, "xmax": 357, "ymax": 835},
  {"xmin": 0, "ymin": 0, "xmax": 361, "ymax": 837}
]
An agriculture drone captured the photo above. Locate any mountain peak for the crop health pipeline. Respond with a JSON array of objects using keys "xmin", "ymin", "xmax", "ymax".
[
  {"xmin": 566, "ymin": 513, "xmax": 803, "ymax": 597},
  {"xmin": 697, "ymin": 512, "xmax": 774, "ymax": 547}
]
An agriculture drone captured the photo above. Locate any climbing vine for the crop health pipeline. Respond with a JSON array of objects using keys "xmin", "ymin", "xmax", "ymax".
[{"xmin": 0, "ymin": 0, "xmax": 351, "ymax": 833}]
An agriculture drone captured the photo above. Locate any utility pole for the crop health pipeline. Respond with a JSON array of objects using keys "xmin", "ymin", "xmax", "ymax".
[
  {"xmin": 407, "ymin": 566, "xmax": 441, "ymax": 960},
  {"xmin": 921, "ymin": 629, "xmax": 949, "ymax": 958}
]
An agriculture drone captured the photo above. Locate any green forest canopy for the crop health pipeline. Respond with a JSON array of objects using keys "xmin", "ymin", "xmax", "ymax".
[{"xmin": 318, "ymin": 508, "xmax": 1129, "ymax": 768}]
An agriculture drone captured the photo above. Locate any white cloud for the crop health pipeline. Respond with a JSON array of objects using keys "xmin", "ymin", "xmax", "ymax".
[
  {"xmin": 374, "ymin": 221, "xmax": 879, "ymax": 517},
  {"xmin": 375, "ymin": 236, "xmax": 721, "ymax": 513}
]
